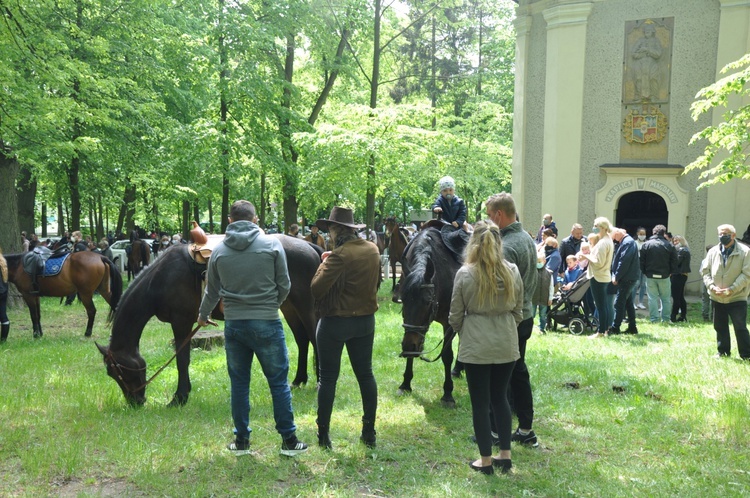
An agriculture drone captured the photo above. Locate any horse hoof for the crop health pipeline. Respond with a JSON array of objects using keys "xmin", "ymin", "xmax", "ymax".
[
  {"xmin": 167, "ymin": 395, "xmax": 189, "ymax": 408},
  {"xmin": 33, "ymin": 332, "xmax": 42, "ymax": 339},
  {"xmin": 441, "ymin": 399, "xmax": 456, "ymax": 409},
  {"xmin": 396, "ymin": 388, "xmax": 412, "ymax": 396},
  {"xmin": 85, "ymin": 332, "xmax": 93, "ymax": 337}
]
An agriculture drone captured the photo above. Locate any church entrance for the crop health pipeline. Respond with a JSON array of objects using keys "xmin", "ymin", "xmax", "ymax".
[{"xmin": 615, "ymin": 191, "xmax": 668, "ymax": 236}]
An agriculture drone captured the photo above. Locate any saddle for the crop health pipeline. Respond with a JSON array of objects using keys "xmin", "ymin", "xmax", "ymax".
[
  {"xmin": 420, "ymin": 219, "xmax": 470, "ymax": 263},
  {"xmin": 22, "ymin": 247, "xmax": 70, "ymax": 291},
  {"xmin": 187, "ymin": 223, "xmax": 226, "ymax": 320}
]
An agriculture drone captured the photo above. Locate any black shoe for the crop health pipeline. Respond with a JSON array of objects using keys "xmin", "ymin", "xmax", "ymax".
[
  {"xmin": 280, "ymin": 435, "xmax": 308, "ymax": 456},
  {"xmin": 605, "ymin": 327, "xmax": 620, "ymax": 336},
  {"xmin": 511, "ymin": 428, "xmax": 538, "ymax": 447},
  {"xmin": 625, "ymin": 325, "xmax": 639, "ymax": 335},
  {"xmin": 469, "ymin": 461, "xmax": 494, "ymax": 475},
  {"xmin": 361, "ymin": 419, "xmax": 376, "ymax": 448},
  {"xmin": 226, "ymin": 439, "xmax": 251, "ymax": 456},
  {"xmin": 492, "ymin": 458, "xmax": 512, "ymax": 473}
]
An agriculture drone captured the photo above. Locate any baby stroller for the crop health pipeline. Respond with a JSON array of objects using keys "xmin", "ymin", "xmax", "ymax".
[{"xmin": 546, "ymin": 274, "xmax": 598, "ymax": 335}]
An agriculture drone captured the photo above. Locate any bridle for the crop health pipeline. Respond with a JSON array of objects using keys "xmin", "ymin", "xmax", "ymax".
[
  {"xmin": 401, "ymin": 283, "xmax": 444, "ymax": 362},
  {"xmin": 104, "ymin": 324, "xmax": 203, "ymax": 396}
]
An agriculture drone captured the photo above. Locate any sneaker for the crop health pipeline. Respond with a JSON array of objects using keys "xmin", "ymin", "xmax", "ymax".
[
  {"xmin": 637, "ymin": 303, "xmax": 646, "ymax": 310},
  {"xmin": 227, "ymin": 439, "xmax": 252, "ymax": 456},
  {"xmin": 511, "ymin": 428, "xmax": 539, "ymax": 447},
  {"xmin": 280, "ymin": 435, "xmax": 308, "ymax": 457}
]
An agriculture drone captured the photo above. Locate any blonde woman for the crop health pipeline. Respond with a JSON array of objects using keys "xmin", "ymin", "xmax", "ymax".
[
  {"xmin": 578, "ymin": 218, "xmax": 614, "ymax": 337},
  {"xmin": 0, "ymin": 248, "xmax": 9, "ymax": 341},
  {"xmin": 449, "ymin": 220, "xmax": 524, "ymax": 475}
]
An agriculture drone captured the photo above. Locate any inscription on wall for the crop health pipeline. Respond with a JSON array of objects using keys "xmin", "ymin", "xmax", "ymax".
[
  {"xmin": 605, "ymin": 180, "xmax": 634, "ymax": 202},
  {"xmin": 649, "ymin": 179, "xmax": 678, "ymax": 203},
  {"xmin": 605, "ymin": 178, "xmax": 679, "ymax": 203}
]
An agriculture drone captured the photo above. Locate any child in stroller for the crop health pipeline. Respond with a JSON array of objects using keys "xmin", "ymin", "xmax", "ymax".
[{"xmin": 546, "ymin": 272, "xmax": 598, "ymax": 335}]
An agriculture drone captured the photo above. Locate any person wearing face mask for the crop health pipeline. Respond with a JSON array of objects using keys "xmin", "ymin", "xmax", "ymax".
[
  {"xmin": 632, "ymin": 227, "xmax": 648, "ymax": 309},
  {"xmin": 558, "ymin": 224, "xmax": 586, "ymax": 276},
  {"xmin": 670, "ymin": 235, "xmax": 691, "ymax": 323},
  {"xmin": 577, "ymin": 218, "xmax": 614, "ymax": 338},
  {"xmin": 543, "ymin": 237, "xmax": 561, "ymax": 280},
  {"xmin": 432, "ymin": 176, "xmax": 467, "ymax": 230},
  {"xmin": 701, "ymin": 224, "xmax": 750, "ymax": 359},
  {"xmin": 532, "ymin": 251, "xmax": 554, "ymax": 334},
  {"xmin": 639, "ymin": 225, "xmax": 677, "ymax": 323},
  {"xmin": 535, "ymin": 214, "xmax": 558, "ymax": 244}
]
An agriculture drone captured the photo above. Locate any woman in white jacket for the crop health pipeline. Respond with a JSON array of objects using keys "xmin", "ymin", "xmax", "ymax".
[{"xmin": 449, "ymin": 220, "xmax": 524, "ymax": 475}]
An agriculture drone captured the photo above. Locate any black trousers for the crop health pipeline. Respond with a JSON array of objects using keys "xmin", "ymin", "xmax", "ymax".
[
  {"xmin": 714, "ymin": 300, "xmax": 750, "ymax": 359},
  {"xmin": 465, "ymin": 361, "xmax": 515, "ymax": 456},
  {"xmin": 670, "ymin": 274, "xmax": 688, "ymax": 319},
  {"xmin": 509, "ymin": 317, "xmax": 535, "ymax": 429},
  {"xmin": 316, "ymin": 314, "xmax": 378, "ymax": 428}
]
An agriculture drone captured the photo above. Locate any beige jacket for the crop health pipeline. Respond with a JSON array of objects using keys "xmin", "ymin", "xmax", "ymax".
[
  {"xmin": 449, "ymin": 263, "xmax": 523, "ymax": 365},
  {"xmin": 701, "ymin": 241, "xmax": 750, "ymax": 304}
]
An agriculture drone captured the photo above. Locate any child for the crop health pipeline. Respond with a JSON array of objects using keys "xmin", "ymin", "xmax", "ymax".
[
  {"xmin": 432, "ymin": 176, "xmax": 467, "ymax": 229},
  {"xmin": 561, "ymin": 255, "xmax": 582, "ymax": 291},
  {"xmin": 532, "ymin": 251, "xmax": 554, "ymax": 333}
]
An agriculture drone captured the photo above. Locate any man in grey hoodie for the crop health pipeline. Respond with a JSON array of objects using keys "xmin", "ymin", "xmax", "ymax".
[{"xmin": 198, "ymin": 200, "xmax": 307, "ymax": 457}]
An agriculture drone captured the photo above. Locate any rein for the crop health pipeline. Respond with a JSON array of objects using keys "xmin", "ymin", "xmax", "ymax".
[
  {"xmin": 108, "ymin": 323, "xmax": 203, "ymax": 395},
  {"xmin": 401, "ymin": 282, "xmax": 445, "ymax": 362}
]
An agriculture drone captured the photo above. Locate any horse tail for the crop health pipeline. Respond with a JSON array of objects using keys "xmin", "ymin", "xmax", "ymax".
[{"xmin": 103, "ymin": 256, "xmax": 123, "ymax": 322}]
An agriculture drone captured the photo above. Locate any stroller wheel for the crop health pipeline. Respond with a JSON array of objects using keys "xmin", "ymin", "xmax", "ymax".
[
  {"xmin": 569, "ymin": 318, "xmax": 585, "ymax": 335},
  {"xmin": 589, "ymin": 316, "xmax": 599, "ymax": 332}
]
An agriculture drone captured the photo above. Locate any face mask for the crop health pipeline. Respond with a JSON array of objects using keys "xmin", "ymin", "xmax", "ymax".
[
  {"xmin": 592, "ymin": 227, "xmax": 600, "ymax": 234},
  {"xmin": 543, "ymin": 219, "xmax": 551, "ymax": 226},
  {"xmin": 536, "ymin": 262, "xmax": 545, "ymax": 269},
  {"xmin": 638, "ymin": 234, "xmax": 646, "ymax": 241},
  {"xmin": 444, "ymin": 193, "xmax": 454, "ymax": 201},
  {"xmin": 719, "ymin": 234, "xmax": 732, "ymax": 246},
  {"xmin": 545, "ymin": 246, "xmax": 554, "ymax": 254},
  {"xmin": 162, "ymin": 241, "xmax": 169, "ymax": 246}
]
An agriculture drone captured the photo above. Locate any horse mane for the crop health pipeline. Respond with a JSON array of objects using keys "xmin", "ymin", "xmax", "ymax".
[{"xmin": 400, "ymin": 229, "xmax": 441, "ymax": 298}]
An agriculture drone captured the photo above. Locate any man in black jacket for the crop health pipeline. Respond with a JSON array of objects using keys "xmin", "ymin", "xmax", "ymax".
[
  {"xmin": 609, "ymin": 228, "xmax": 641, "ymax": 335},
  {"xmin": 640, "ymin": 225, "xmax": 677, "ymax": 323},
  {"xmin": 558, "ymin": 223, "xmax": 586, "ymax": 275}
]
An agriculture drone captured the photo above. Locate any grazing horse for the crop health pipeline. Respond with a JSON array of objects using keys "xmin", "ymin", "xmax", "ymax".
[
  {"xmin": 397, "ymin": 227, "xmax": 461, "ymax": 407},
  {"xmin": 385, "ymin": 217, "xmax": 409, "ymax": 293},
  {"xmin": 5, "ymin": 251, "xmax": 123, "ymax": 338},
  {"xmin": 96, "ymin": 236, "xmax": 321, "ymax": 406}
]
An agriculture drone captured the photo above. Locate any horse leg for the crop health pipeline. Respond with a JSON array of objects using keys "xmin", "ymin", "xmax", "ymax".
[
  {"xmin": 398, "ymin": 357, "xmax": 414, "ymax": 395},
  {"xmin": 440, "ymin": 331, "xmax": 456, "ymax": 408},
  {"xmin": 283, "ymin": 310, "xmax": 309, "ymax": 388},
  {"xmin": 23, "ymin": 294, "xmax": 42, "ymax": 338},
  {"xmin": 168, "ymin": 322, "xmax": 193, "ymax": 407},
  {"xmin": 79, "ymin": 294, "xmax": 96, "ymax": 337}
]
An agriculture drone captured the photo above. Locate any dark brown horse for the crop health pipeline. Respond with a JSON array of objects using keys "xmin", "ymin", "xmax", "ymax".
[
  {"xmin": 397, "ymin": 227, "xmax": 461, "ymax": 407},
  {"xmin": 5, "ymin": 251, "xmax": 123, "ymax": 338},
  {"xmin": 127, "ymin": 236, "xmax": 150, "ymax": 280},
  {"xmin": 385, "ymin": 217, "xmax": 409, "ymax": 293},
  {"xmin": 96, "ymin": 235, "xmax": 321, "ymax": 406}
]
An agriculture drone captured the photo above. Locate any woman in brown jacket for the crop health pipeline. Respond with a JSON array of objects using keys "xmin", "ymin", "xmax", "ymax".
[{"xmin": 311, "ymin": 207, "xmax": 381, "ymax": 450}]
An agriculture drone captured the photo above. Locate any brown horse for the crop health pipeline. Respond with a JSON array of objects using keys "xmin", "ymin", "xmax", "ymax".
[
  {"xmin": 385, "ymin": 216, "xmax": 409, "ymax": 293},
  {"xmin": 127, "ymin": 239, "xmax": 150, "ymax": 280},
  {"xmin": 96, "ymin": 235, "xmax": 321, "ymax": 406},
  {"xmin": 5, "ymin": 251, "xmax": 123, "ymax": 339}
]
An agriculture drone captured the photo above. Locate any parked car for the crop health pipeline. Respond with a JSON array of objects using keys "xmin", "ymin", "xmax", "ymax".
[{"xmin": 110, "ymin": 239, "xmax": 153, "ymax": 273}]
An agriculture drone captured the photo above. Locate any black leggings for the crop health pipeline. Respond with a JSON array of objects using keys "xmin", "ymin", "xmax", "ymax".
[
  {"xmin": 465, "ymin": 361, "xmax": 516, "ymax": 456},
  {"xmin": 316, "ymin": 314, "xmax": 378, "ymax": 428},
  {"xmin": 0, "ymin": 290, "xmax": 8, "ymax": 323},
  {"xmin": 670, "ymin": 274, "xmax": 688, "ymax": 319}
]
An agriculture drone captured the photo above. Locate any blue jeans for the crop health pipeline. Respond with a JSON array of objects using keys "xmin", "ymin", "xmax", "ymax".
[
  {"xmin": 224, "ymin": 319, "xmax": 296, "ymax": 441},
  {"xmin": 713, "ymin": 300, "xmax": 750, "ymax": 359},
  {"xmin": 612, "ymin": 279, "xmax": 637, "ymax": 329},
  {"xmin": 632, "ymin": 273, "xmax": 647, "ymax": 305},
  {"xmin": 589, "ymin": 279, "xmax": 612, "ymax": 334},
  {"xmin": 532, "ymin": 304, "xmax": 548, "ymax": 332},
  {"xmin": 646, "ymin": 277, "xmax": 671, "ymax": 322}
]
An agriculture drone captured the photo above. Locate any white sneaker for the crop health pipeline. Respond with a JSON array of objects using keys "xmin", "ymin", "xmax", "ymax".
[{"xmin": 637, "ymin": 303, "xmax": 646, "ymax": 310}]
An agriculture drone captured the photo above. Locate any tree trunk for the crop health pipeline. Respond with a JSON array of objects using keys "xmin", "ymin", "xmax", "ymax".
[
  {"xmin": 68, "ymin": 155, "xmax": 82, "ymax": 231},
  {"xmin": 0, "ymin": 146, "xmax": 21, "ymax": 252},
  {"xmin": 41, "ymin": 202, "xmax": 48, "ymax": 238},
  {"xmin": 181, "ymin": 200, "xmax": 190, "ymax": 240},
  {"xmin": 218, "ymin": 0, "xmax": 231, "ymax": 235},
  {"xmin": 57, "ymin": 197, "xmax": 65, "ymax": 236},
  {"xmin": 259, "ymin": 172, "xmax": 266, "ymax": 228},
  {"xmin": 207, "ymin": 198, "xmax": 214, "ymax": 233},
  {"xmin": 365, "ymin": 0, "xmax": 382, "ymax": 231},
  {"xmin": 193, "ymin": 201, "xmax": 200, "ymax": 224},
  {"xmin": 16, "ymin": 165, "xmax": 36, "ymax": 235}
]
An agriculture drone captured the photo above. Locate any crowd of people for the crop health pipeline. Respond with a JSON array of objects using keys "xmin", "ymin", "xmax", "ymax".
[{"xmin": 4, "ymin": 185, "xmax": 749, "ymax": 477}]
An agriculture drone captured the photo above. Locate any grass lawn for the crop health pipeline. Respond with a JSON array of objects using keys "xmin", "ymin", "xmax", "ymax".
[{"xmin": 0, "ymin": 287, "xmax": 749, "ymax": 497}]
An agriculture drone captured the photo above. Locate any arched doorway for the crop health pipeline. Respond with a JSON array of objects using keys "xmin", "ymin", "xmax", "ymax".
[{"xmin": 615, "ymin": 191, "xmax": 668, "ymax": 236}]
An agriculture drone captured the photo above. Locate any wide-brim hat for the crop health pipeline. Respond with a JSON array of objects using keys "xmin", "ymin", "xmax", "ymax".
[{"xmin": 315, "ymin": 207, "xmax": 366, "ymax": 230}]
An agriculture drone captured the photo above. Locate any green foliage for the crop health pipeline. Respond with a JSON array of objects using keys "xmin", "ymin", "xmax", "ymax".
[{"xmin": 686, "ymin": 53, "xmax": 750, "ymax": 188}]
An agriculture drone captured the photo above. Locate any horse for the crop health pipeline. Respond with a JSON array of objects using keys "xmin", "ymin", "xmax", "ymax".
[
  {"xmin": 5, "ymin": 251, "xmax": 123, "ymax": 338},
  {"xmin": 96, "ymin": 235, "xmax": 322, "ymax": 407},
  {"xmin": 384, "ymin": 216, "xmax": 409, "ymax": 293},
  {"xmin": 127, "ymin": 232, "xmax": 150, "ymax": 280},
  {"xmin": 397, "ymin": 227, "xmax": 462, "ymax": 407}
]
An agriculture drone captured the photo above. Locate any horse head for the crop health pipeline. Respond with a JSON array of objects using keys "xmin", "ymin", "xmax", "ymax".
[
  {"xmin": 399, "ymin": 257, "xmax": 438, "ymax": 357},
  {"xmin": 96, "ymin": 342, "xmax": 147, "ymax": 406}
]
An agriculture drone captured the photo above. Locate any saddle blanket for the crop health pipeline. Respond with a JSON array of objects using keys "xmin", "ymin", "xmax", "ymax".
[{"xmin": 44, "ymin": 253, "xmax": 70, "ymax": 276}]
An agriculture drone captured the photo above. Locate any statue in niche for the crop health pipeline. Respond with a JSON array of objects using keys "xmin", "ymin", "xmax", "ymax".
[{"xmin": 631, "ymin": 22, "xmax": 662, "ymax": 101}]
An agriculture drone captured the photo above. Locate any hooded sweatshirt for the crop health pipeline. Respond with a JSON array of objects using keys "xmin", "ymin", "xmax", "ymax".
[{"xmin": 198, "ymin": 220, "xmax": 290, "ymax": 321}]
